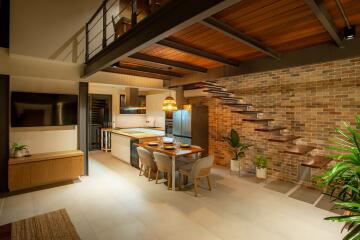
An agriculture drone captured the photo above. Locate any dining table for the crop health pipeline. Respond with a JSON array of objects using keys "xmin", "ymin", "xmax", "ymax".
[{"xmin": 135, "ymin": 141, "xmax": 204, "ymax": 191}]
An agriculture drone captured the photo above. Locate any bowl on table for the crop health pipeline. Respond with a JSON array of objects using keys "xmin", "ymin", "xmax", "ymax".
[
  {"xmin": 164, "ymin": 145, "xmax": 176, "ymax": 150},
  {"xmin": 147, "ymin": 142, "xmax": 158, "ymax": 146},
  {"xmin": 180, "ymin": 144, "xmax": 190, "ymax": 148}
]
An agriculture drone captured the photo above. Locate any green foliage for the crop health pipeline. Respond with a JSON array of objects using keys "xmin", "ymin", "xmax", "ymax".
[
  {"xmin": 318, "ymin": 115, "xmax": 360, "ymax": 202},
  {"xmin": 317, "ymin": 115, "xmax": 360, "ymax": 240},
  {"xmin": 255, "ymin": 155, "xmax": 268, "ymax": 169},
  {"xmin": 11, "ymin": 143, "xmax": 28, "ymax": 152},
  {"xmin": 325, "ymin": 201, "xmax": 360, "ymax": 240},
  {"xmin": 224, "ymin": 129, "xmax": 250, "ymax": 160}
]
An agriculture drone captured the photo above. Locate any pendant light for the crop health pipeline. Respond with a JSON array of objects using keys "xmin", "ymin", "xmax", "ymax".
[
  {"xmin": 162, "ymin": 96, "xmax": 177, "ymax": 112},
  {"xmin": 162, "ymin": 73, "xmax": 177, "ymax": 112}
]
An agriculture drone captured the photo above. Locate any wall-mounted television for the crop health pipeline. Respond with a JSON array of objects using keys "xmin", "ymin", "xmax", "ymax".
[{"xmin": 11, "ymin": 92, "xmax": 78, "ymax": 127}]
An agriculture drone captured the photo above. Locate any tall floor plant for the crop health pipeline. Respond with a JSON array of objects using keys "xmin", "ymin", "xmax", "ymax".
[{"xmin": 318, "ymin": 115, "xmax": 360, "ymax": 240}]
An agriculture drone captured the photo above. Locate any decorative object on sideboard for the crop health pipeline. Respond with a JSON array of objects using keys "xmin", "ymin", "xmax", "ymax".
[
  {"xmin": 225, "ymin": 129, "xmax": 250, "ymax": 176},
  {"xmin": 254, "ymin": 155, "xmax": 268, "ymax": 179},
  {"xmin": 10, "ymin": 143, "xmax": 29, "ymax": 158}
]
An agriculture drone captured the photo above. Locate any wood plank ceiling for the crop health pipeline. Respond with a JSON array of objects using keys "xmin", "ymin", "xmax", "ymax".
[{"xmin": 111, "ymin": 0, "xmax": 360, "ymax": 79}]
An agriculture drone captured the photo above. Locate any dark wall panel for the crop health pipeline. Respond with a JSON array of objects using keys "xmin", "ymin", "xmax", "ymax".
[
  {"xmin": 78, "ymin": 82, "xmax": 89, "ymax": 175},
  {"xmin": 0, "ymin": 75, "xmax": 9, "ymax": 191},
  {"xmin": 0, "ymin": 0, "xmax": 10, "ymax": 48}
]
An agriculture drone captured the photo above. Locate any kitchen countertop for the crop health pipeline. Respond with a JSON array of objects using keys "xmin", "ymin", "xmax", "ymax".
[{"xmin": 110, "ymin": 128, "xmax": 165, "ymax": 139}]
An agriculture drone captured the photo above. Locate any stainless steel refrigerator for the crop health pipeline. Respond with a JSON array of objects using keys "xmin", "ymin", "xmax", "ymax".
[{"xmin": 172, "ymin": 105, "xmax": 208, "ymax": 155}]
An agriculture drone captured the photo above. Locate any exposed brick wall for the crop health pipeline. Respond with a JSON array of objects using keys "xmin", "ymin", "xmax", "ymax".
[{"xmin": 188, "ymin": 57, "xmax": 360, "ymax": 183}]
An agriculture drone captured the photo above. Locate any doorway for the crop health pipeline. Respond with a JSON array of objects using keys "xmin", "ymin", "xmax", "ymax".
[{"xmin": 89, "ymin": 94, "xmax": 112, "ymax": 151}]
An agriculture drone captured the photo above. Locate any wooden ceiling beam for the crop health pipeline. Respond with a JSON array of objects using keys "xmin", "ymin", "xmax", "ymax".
[
  {"xmin": 83, "ymin": 0, "xmax": 243, "ymax": 77},
  {"xmin": 202, "ymin": 17, "xmax": 280, "ymax": 60},
  {"xmin": 130, "ymin": 53, "xmax": 208, "ymax": 73},
  {"xmin": 103, "ymin": 67, "xmax": 170, "ymax": 80},
  {"xmin": 157, "ymin": 39, "xmax": 240, "ymax": 67},
  {"xmin": 171, "ymin": 39, "xmax": 360, "ymax": 84},
  {"xmin": 304, "ymin": 0, "xmax": 344, "ymax": 48},
  {"xmin": 114, "ymin": 63, "xmax": 183, "ymax": 78}
]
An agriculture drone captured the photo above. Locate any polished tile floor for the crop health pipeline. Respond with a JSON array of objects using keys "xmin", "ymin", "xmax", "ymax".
[{"xmin": 0, "ymin": 151, "xmax": 344, "ymax": 240}]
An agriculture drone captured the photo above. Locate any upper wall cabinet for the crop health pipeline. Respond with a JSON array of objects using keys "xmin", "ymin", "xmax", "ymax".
[{"xmin": 120, "ymin": 95, "xmax": 146, "ymax": 114}]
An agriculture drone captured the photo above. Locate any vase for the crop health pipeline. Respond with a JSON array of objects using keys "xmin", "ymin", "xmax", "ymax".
[
  {"xmin": 14, "ymin": 150, "xmax": 25, "ymax": 158},
  {"xmin": 256, "ymin": 168, "xmax": 267, "ymax": 179},
  {"xmin": 230, "ymin": 159, "xmax": 241, "ymax": 172}
]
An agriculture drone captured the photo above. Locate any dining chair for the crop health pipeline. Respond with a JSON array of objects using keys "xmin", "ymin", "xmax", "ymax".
[
  {"xmin": 153, "ymin": 152, "xmax": 187, "ymax": 190},
  {"xmin": 137, "ymin": 147, "xmax": 156, "ymax": 181},
  {"xmin": 179, "ymin": 155, "xmax": 214, "ymax": 197}
]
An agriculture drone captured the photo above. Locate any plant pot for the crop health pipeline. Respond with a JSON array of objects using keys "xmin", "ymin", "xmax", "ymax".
[
  {"xmin": 14, "ymin": 150, "xmax": 25, "ymax": 158},
  {"xmin": 230, "ymin": 159, "xmax": 241, "ymax": 172},
  {"xmin": 256, "ymin": 167, "xmax": 267, "ymax": 179}
]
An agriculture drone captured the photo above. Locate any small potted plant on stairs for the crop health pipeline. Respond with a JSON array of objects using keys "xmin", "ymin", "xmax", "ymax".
[
  {"xmin": 11, "ymin": 143, "xmax": 28, "ymax": 158},
  {"xmin": 225, "ymin": 129, "xmax": 250, "ymax": 175},
  {"xmin": 254, "ymin": 155, "xmax": 268, "ymax": 179}
]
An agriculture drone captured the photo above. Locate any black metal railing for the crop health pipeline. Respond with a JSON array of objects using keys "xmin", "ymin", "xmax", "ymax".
[
  {"xmin": 85, "ymin": 0, "xmax": 132, "ymax": 62},
  {"xmin": 85, "ymin": 0, "xmax": 163, "ymax": 63}
]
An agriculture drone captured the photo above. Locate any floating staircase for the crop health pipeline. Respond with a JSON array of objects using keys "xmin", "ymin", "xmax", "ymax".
[{"xmin": 199, "ymin": 80, "xmax": 331, "ymax": 171}]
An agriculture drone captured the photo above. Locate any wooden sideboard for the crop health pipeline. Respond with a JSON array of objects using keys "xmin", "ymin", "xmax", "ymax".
[{"xmin": 8, "ymin": 150, "xmax": 84, "ymax": 191}]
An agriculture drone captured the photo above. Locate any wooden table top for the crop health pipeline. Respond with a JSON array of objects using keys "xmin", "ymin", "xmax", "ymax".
[{"xmin": 135, "ymin": 141, "xmax": 203, "ymax": 157}]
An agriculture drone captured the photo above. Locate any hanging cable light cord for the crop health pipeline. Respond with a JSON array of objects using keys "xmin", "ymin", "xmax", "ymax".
[{"xmin": 335, "ymin": 0, "xmax": 351, "ymax": 29}]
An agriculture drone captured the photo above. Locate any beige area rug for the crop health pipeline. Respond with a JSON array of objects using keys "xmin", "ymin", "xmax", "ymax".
[{"xmin": 0, "ymin": 209, "xmax": 80, "ymax": 240}]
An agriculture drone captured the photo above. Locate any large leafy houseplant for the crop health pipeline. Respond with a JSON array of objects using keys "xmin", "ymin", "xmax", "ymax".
[
  {"xmin": 318, "ymin": 115, "xmax": 360, "ymax": 240},
  {"xmin": 225, "ymin": 129, "xmax": 250, "ymax": 161}
]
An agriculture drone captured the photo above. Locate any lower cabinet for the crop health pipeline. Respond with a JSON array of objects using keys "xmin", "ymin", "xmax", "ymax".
[{"xmin": 8, "ymin": 151, "xmax": 84, "ymax": 191}]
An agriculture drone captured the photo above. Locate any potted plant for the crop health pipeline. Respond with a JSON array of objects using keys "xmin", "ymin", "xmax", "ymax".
[
  {"xmin": 11, "ymin": 143, "xmax": 28, "ymax": 158},
  {"xmin": 225, "ymin": 129, "xmax": 250, "ymax": 173},
  {"xmin": 317, "ymin": 115, "xmax": 360, "ymax": 240},
  {"xmin": 254, "ymin": 155, "xmax": 268, "ymax": 179}
]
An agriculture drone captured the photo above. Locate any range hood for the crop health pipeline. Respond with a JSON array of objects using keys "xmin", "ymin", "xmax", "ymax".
[{"xmin": 122, "ymin": 88, "xmax": 146, "ymax": 110}]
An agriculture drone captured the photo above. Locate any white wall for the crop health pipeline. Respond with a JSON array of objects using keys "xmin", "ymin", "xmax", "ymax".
[
  {"xmin": 10, "ymin": 0, "xmax": 101, "ymax": 63},
  {"xmin": 9, "ymin": 77, "xmax": 79, "ymax": 154},
  {"xmin": 114, "ymin": 115, "xmax": 146, "ymax": 128},
  {"xmin": 10, "ymin": 127, "xmax": 78, "ymax": 154},
  {"xmin": 146, "ymin": 93, "xmax": 168, "ymax": 129}
]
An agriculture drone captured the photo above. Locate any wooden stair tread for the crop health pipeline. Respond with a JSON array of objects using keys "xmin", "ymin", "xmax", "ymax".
[
  {"xmin": 231, "ymin": 111, "xmax": 262, "ymax": 114},
  {"xmin": 301, "ymin": 156, "xmax": 331, "ymax": 169},
  {"xmin": 282, "ymin": 145, "xmax": 315, "ymax": 155},
  {"xmin": 223, "ymin": 103, "xmax": 252, "ymax": 107},
  {"xmin": 268, "ymin": 135, "xmax": 301, "ymax": 142},
  {"xmin": 243, "ymin": 118, "xmax": 274, "ymax": 122},
  {"xmin": 255, "ymin": 127, "xmax": 287, "ymax": 132},
  {"xmin": 201, "ymin": 83, "xmax": 225, "ymax": 88},
  {"xmin": 217, "ymin": 96, "xmax": 242, "ymax": 100},
  {"xmin": 203, "ymin": 89, "xmax": 233, "ymax": 94},
  {"xmin": 203, "ymin": 80, "xmax": 217, "ymax": 84},
  {"xmin": 202, "ymin": 84, "xmax": 223, "ymax": 88},
  {"xmin": 204, "ymin": 87, "xmax": 224, "ymax": 91}
]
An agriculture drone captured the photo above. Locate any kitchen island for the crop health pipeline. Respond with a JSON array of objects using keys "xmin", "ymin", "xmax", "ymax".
[{"xmin": 111, "ymin": 128, "xmax": 164, "ymax": 168}]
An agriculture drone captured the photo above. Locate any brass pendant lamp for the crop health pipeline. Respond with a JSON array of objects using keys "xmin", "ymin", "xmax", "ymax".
[{"xmin": 162, "ymin": 96, "xmax": 177, "ymax": 112}]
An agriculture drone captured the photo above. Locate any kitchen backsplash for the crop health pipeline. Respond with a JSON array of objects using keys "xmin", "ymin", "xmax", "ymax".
[{"xmin": 114, "ymin": 114, "xmax": 146, "ymax": 128}]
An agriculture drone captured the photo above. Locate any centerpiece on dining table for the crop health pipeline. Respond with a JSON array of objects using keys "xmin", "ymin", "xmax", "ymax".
[{"xmin": 147, "ymin": 137, "xmax": 191, "ymax": 150}]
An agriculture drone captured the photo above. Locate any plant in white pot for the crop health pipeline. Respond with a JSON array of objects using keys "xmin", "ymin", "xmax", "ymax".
[
  {"xmin": 254, "ymin": 155, "xmax": 268, "ymax": 179},
  {"xmin": 225, "ymin": 129, "xmax": 250, "ymax": 174},
  {"xmin": 11, "ymin": 143, "xmax": 28, "ymax": 158}
]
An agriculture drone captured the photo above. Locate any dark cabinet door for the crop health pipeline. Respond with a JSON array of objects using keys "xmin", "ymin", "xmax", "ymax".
[{"xmin": 130, "ymin": 139, "xmax": 140, "ymax": 169}]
